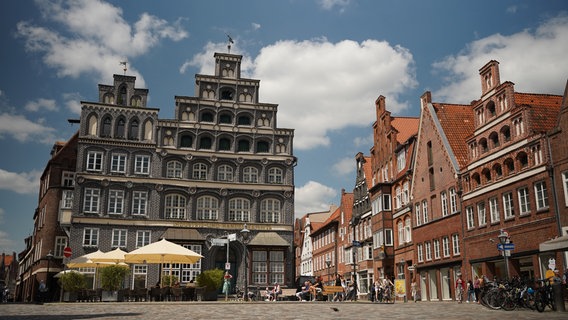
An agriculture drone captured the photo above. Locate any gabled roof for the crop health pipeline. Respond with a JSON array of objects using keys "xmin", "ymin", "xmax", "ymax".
[
  {"xmin": 432, "ymin": 103, "xmax": 475, "ymax": 168},
  {"xmin": 391, "ymin": 117, "xmax": 419, "ymax": 145},
  {"xmin": 363, "ymin": 156, "xmax": 373, "ymax": 189}
]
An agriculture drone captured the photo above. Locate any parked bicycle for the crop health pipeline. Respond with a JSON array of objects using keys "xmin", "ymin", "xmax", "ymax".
[{"xmin": 534, "ymin": 278, "xmax": 556, "ymax": 312}]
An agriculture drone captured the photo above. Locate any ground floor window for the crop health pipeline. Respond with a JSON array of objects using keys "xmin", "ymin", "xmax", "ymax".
[
  {"xmin": 161, "ymin": 244, "xmax": 202, "ymax": 285},
  {"xmin": 251, "ymin": 249, "xmax": 285, "ymax": 285},
  {"xmin": 132, "ymin": 265, "xmax": 147, "ymax": 289}
]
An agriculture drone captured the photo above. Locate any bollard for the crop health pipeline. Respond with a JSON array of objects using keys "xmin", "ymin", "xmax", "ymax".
[{"xmin": 551, "ymin": 283, "xmax": 565, "ymax": 312}]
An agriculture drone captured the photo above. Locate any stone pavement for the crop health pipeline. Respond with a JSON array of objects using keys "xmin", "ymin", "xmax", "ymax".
[{"xmin": 0, "ymin": 300, "xmax": 566, "ymax": 320}]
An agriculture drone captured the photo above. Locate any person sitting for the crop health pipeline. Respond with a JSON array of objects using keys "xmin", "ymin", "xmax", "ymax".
[
  {"xmin": 296, "ymin": 280, "xmax": 311, "ymax": 301},
  {"xmin": 309, "ymin": 276, "xmax": 323, "ymax": 301},
  {"xmin": 266, "ymin": 282, "xmax": 281, "ymax": 301}
]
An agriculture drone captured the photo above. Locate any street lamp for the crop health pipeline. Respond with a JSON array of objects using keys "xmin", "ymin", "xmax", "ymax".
[
  {"xmin": 325, "ymin": 257, "xmax": 331, "ymax": 284},
  {"xmin": 46, "ymin": 251, "xmax": 54, "ymax": 302},
  {"xmin": 497, "ymin": 229, "xmax": 510, "ymax": 280},
  {"xmin": 240, "ymin": 224, "xmax": 250, "ymax": 301}
]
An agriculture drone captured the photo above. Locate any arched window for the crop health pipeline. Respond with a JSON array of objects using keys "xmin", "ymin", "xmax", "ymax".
[
  {"xmin": 103, "ymin": 93, "xmax": 114, "ymax": 104},
  {"xmin": 493, "ymin": 163, "xmax": 502, "ymax": 178},
  {"xmin": 118, "ymin": 85, "xmax": 127, "ymax": 105},
  {"xmin": 504, "ymin": 158, "xmax": 515, "ymax": 175},
  {"xmin": 404, "ymin": 217, "xmax": 412, "ymax": 243},
  {"xmin": 88, "ymin": 114, "xmax": 98, "ymax": 135},
  {"xmin": 200, "ymin": 111, "xmax": 214, "ymax": 122},
  {"xmin": 167, "ymin": 160, "xmax": 183, "ymax": 179},
  {"xmin": 397, "ymin": 220, "xmax": 404, "ymax": 245},
  {"xmin": 243, "ymin": 166, "xmax": 258, "ymax": 183},
  {"xmin": 197, "ymin": 196, "xmax": 218, "ymax": 220},
  {"xmin": 180, "ymin": 134, "xmax": 193, "ymax": 148},
  {"xmin": 192, "ymin": 163, "xmax": 208, "ymax": 180},
  {"xmin": 219, "ymin": 113, "xmax": 232, "ymax": 124},
  {"xmin": 489, "ymin": 132, "xmax": 499, "ymax": 148},
  {"xmin": 487, "ymin": 101, "xmax": 496, "ymax": 117},
  {"xmin": 237, "ymin": 115, "xmax": 251, "ymax": 126},
  {"xmin": 129, "ymin": 119, "xmax": 139, "ymax": 140},
  {"xmin": 130, "ymin": 95, "xmax": 141, "ymax": 107},
  {"xmin": 260, "ymin": 198, "xmax": 280, "ymax": 223},
  {"xmin": 165, "ymin": 194, "xmax": 186, "ymax": 219},
  {"xmin": 228, "ymin": 198, "xmax": 250, "ymax": 222},
  {"xmin": 268, "ymin": 167, "xmax": 283, "ymax": 184},
  {"xmin": 115, "ymin": 118, "xmax": 125, "ymax": 138},
  {"xmin": 143, "ymin": 120, "xmax": 153, "ymax": 141},
  {"xmin": 517, "ymin": 152, "xmax": 528, "ymax": 168},
  {"xmin": 199, "ymin": 136, "xmax": 212, "ymax": 150},
  {"xmin": 217, "ymin": 165, "xmax": 233, "ymax": 181},
  {"xmin": 501, "ymin": 126, "xmax": 511, "ymax": 142},
  {"xmin": 472, "ymin": 173, "xmax": 481, "ymax": 188},
  {"xmin": 218, "ymin": 138, "xmax": 231, "ymax": 151},
  {"xmin": 220, "ymin": 88, "xmax": 235, "ymax": 100},
  {"xmin": 101, "ymin": 116, "xmax": 112, "ymax": 137},
  {"xmin": 479, "ymin": 138, "xmax": 488, "ymax": 153},
  {"xmin": 256, "ymin": 141, "xmax": 270, "ymax": 153},
  {"xmin": 482, "ymin": 168, "xmax": 492, "ymax": 183},
  {"xmin": 237, "ymin": 139, "xmax": 250, "ymax": 152}
]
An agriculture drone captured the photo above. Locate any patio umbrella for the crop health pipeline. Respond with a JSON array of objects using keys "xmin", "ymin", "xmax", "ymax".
[
  {"xmin": 124, "ymin": 238, "xmax": 203, "ymax": 286},
  {"xmin": 66, "ymin": 250, "xmax": 107, "ymax": 289},
  {"xmin": 89, "ymin": 248, "xmax": 127, "ymax": 264},
  {"xmin": 54, "ymin": 269, "xmax": 82, "ymax": 278}
]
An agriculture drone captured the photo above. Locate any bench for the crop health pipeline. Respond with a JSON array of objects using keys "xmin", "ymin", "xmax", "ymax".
[
  {"xmin": 277, "ymin": 288, "xmax": 298, "ymax": 301},
  {"xmin": 321, "ymin": 285, "xmax": 344, "ymax": 301}
]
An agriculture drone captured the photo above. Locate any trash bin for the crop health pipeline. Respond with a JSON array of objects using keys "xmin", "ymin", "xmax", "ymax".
[{"xmin": 552, "ymin": 283, "xmax": 565, "ymax": 312}]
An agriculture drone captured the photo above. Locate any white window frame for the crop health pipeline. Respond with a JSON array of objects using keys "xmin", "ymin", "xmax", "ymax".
[
  {"xmin": 192, "ymin": 163, "xmax": 208, "ymax": 180},
  {"xmin": 217, "ymin": 164, "xmax": 234, "ymax": 181},
  {"xmin": 243, "ymin": 166, "xmax": 258, "ymax": 183},
  {"xmin": 384, "ymin": 228, "xmax": 393, "ymax": 246},
  {"xmin": 110, "ymin": 153, "xmax": 127, "ymax": 174},
  {"xmin": 562, "ymin": 171, "xmax": 568, "ymax": 207},
  {"xmin": 442, "ymin": 236, "xmax": 450, "ymax": 257},
  {"xmin": 477, "ymin": 202, "xmax": 487, "ymax": 226},
  {"xmin": 452, "ymin": 234, "xmax": 460, "ymax": 256},
  {"xmin": 503, "ymin": 192, "xmax": 514, "ymax": 219},
  {"xmin": 166, "ymin": 194, "xmax": 187, "ymax": 219},
  {"xmin": 166, "ymin": 160, "xmax": 183, "ymax": 178},
  {"xmin": 136, "ymin": 230, "xmax": 151, "ymax": 248},
  {"xmin": 415, "ymin": 203, "xmax": 422, "ymax": 226},
  {"xmin": 434, "ymin": 239, "xmax": 440, "ymax": 259},
  {"xmin": 489, "ymin": 197, "xmax": 500, "ymax": 223},
  {"xmin": 108, "ymin": 189, "xmax": 124, "ymax": 215},
  {"xmin": 62, "ymin": 171, "xmax": 75, "ymax": 187},
  {"xmin": 62, "ymin": 190, "xmax": 74, "ymax": 209},
  {"xmin": 441, "ymin": 191, "xmax": 448, "ymax": 216},
  {"xmin": 86, "ymin": 151, "xmax": 103, "ymax": 171},
  {"xmin": 134, "ymin": 155, "xmax": 150, "ymax": 175},
  {"xmin": 228, "ymin": 198, "xmax": 250, "ymax": 221},
  {"xmin": 425, "ymin": 242, "xmax": 432, "ymax": 261},
  {"xmin": 417, "ymin": 244, "xmax": 424, "ymax": 263},
  {"xmin": 404, "ymin": 217, "xmax": 411, "ymax": 243},
  {"xmin": 112, "ymin": 229, "xmax": 127, "ymax": 248},
  {"xmin": 260, "ymin": 198, "xmax": 281, "ymax": 223},
  {"xmin": 197, "ymin": 195, "xmax": 218, "ymax": 220},
  {"xmin": 466, "ymin": 206, "xmax": 475, "ymax": 230},
  {"xmin": 268, "ymin": 167, "xmax": 283, "ymax": 184},
  {"xmin": 83, "ymin": 188, "xmax": 100, "ymax": 213},
  {"xmin": 534, "ymin": 181, "xmax": 549, "ymax": 210},
  {"xmin": 132, "ymin": 191, "xmax": 148, "ymax": 216},
  {"xmin": 83, "ymin": 228, "xmax": 99, "ymax": 247},
  {"xmin": 422, "ymin": 200, "xmax": 429, "ymax": 223},
  {"xmin": 449, "ymin": 188, "xmax": 458, "ymax": 213},
  {"xmin": 518, "ymin": 187, "xmax": 530, "ymax": 215}
]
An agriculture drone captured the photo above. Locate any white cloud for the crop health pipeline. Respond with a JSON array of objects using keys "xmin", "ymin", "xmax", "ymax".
[
  {"xmin": 63, "ymin": 92, "xmax": 83, "ymax": 115},
  {"xmin": 0, "ymin": 169, "xmax": 41, "ymax": 195},
  {"xmin": 317, "ymin": 0, "xmax": 351, "ymax": 12},
  {"xmin": 332, "ymin": 157, "xmax": 356, "ymax": 176},
  {"xmin": 294, "ymin": 180, "xmax": 338, "ymax": 217},
  {"xmin": 17, "ymin": 0, "xmax": 188, "ymax": 85},
  {"xmin": 353, "ymin": 133, "xmax": 374, "ymax": 148},
  {"xmin": 24, "ymin": 98, "xmax": 57, "ymax": 112},
  {"xmin": 432, "ymin": 14, "xmax": 568, "ymax": 103},
  {"xmin": 252, "ymin": 22, "xmax": 261, "ymax": 30},
  {"xmin": 0, "ymin": 113, "xmax": 58, "ymax": 144},
  {"xmin": 0, "ymin": 230, "xmax": 18, "ymax": 254}
]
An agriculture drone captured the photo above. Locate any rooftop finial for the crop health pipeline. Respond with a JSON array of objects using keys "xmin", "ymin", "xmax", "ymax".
[
  {"xmin": 119, "ymin": 61, "xmax": 127, "ymax": 75},
  {"xmin": 226, "ymin": 34, "xmax": 234, "ymax": 53}
]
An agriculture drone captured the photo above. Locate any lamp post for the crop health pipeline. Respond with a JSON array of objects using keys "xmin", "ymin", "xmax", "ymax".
[
  {"xmin": 497, "ymin": 229, "xmax": 510, "ymax": 280},
  {"xmin": 325, "ymin": 257, "xmax": 331, "ymax": 284},
  {"xmin": 46, "ymin": 251, "xmax": 54, "ymax": 302},
  {"xmin": 240, "ymin": 224, "xmax": 250, "ymax": 301}
]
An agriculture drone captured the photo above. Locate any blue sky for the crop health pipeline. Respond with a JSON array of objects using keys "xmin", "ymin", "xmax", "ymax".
[{"xmin": 1, "ymin": 0, "xmax": 567, "ymax": 254}]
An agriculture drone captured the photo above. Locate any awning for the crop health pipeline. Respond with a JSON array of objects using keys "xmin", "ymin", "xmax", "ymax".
[
  {"xmin": 248, "ymin": 232, "xmax": 289, "ymax": 246},
  {"xmin": 162, "ymin": 228, "xmax": 204, "ymax": 241},
  {"xmin": 539, "ymin": 235, "xmax": 568, "ymax": 252}
]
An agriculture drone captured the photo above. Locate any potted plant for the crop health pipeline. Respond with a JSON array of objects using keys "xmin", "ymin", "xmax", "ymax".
[
  {"xmin": 161, "ymin": 274, "xmax": 179, "ymax": 287},
  {"xmin": 58, "ymin": 271, "xmax": 86, "ymax": 302},
  {"xmin": 99, "ymin": 264, "xmax": 130, "ymax": 302},
  {"xmin": 196, "ymin": 269, "xmax": 224, "ymax": 301}
]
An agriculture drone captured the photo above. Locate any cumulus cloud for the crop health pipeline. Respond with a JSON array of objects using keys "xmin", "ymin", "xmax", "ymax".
[
  {"xmin": 24, "ymin": 98, "xmax": 57, "ymax": 112},
  {"xmin": 252, "ymin": 22, "xmax": 261, "ymax": 30},
  {"xmin": 317, "ymin": 0, "xmax": 351, "ymax": 12},
  {"xmin": 432, "ymin": 14, "xmax": 568, "ymax": 103},
  {"xmin": 63, "ymin": 92, "xmax": 83, "ymax": 115},
  {"xmin": 0, "ymin": 169, "xmax": 41, "ymax": 194},
  {"xmin": 332, "ymin": 157, "xmax": 356, "ymax": 176},
  {"xmin": 16, "ymin": 0, "xmax": 188, "ymax": 85},
  {"xmin": 294, "ymin": 181, "xmax": 338, "ymax": 217},
  {"xmin": 0, "ymin": 113, "xmax": 58, "ymax": 144}
]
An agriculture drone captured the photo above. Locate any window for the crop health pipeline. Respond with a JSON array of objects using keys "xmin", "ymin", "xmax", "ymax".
[
  {"xmin": 397, "ymin": 221, "xmax": 404, "ymax": 245},
  {"xmin": 217, "ymin": 165, "xmax": 233, "ymax": 181},
  {"xmin": 257, "ymin": 141, "xmax": 270, "ymax": 153},
  {"xmin": 219, "ymin": 113, "xmax": 232, "ymax": 124},
  {"xmin": 54, "ymin": 236, "xmax": 67, "ymax": 258},
  {"xmin": 425, "ymin": 242, "xmax": 432, "ymax": 261},
  {"xmin": 466, "ymin": 206, "xmax": 475, "ymax": 229},
  {"xmin": 200, "ymin": 111, "xmax": 214, "ymax": 122},
  {"xmin": 199, "ymin": 136, "xmax": 212, "ymax": 149},
  {"xmin": 268, "ymin": 167, "xmax": 283, "ymax": 184},
  {"xmin": 518, "ymin": 152, "xmax": 529, "ymax": 168},
  {"xmin": 102, "ymin": 116, "xmax": 111, "ymax": 137},
  {"xmin": 434, "ymin": 239, "xmax": 440, "ymax": 259},
  {"xmin": 237, "ymin": 139, "xmax": 250, "ymax": 152},
  {"xmin": 134, "ymin": 155, "xmax": 150, "ymax": 175},
  {"xmin": 503, "ymin": 192, "xmax": 514, "ymax": 219},
  {"xmin": 108, "ymin": 189, "xmax": 124, "ymax": 215},
  {"xmin": 83, "ymin": 228, "xmax": 99, "ymax": 247},
  {"xmin": 192, "ymin": 163, "xmax": 208, "ymax": 180},
  {"xmin": 182, "ymin": 244, "xmax": 202, "ymax": 281},
  {"xmin": 427, "ymin": 141, "xmax": 433, "ymax": 166},
  {"xmin": 86, "ymin": 151, "xmax": 103, "ymax": 171},
  {"xmin": 449, "ymin": 188, "xmax": 458, "ymax": 213},
  {"xmin": 397, "ymin": 150, "xmax": 406, "ymax": 172},
  {"xmin": 251, "ymin": 250, "xmax": 285, "ymax": 285},
  {"xmin": 534, "ymin": 181, "xmax": 549, "ymax": 210},
  {"xmin": 166, "ymin": 160, "xmax": 183, "ymax": 179},
  {"xmin": 129, "ymin": 119, "xmax": 139, "ymax": 140},
  {"xmin": 218, "ymin": 138, "xmax": 231, "ymax": 151},
  {"xmin": 110, "ymin": 154, "xmax": 127, "ymax": 173},
  {"xmin": 243, "ymin": 166, "xmax": 258, "ymax": 183},
  {"xmin": 403, "ymin": 182, "xmax": 409, "ymax": 206},
  {"xmin": 518, "ymin": 187, "xmax": 530, "ymax": 215},
  {"xmin": 229, "ymin": 198, "xmax": 250, "ymax": 221},
  {"xmin": 441, "ymin": 192, "xmax": 448, "ymax": 216},
  {"xmin": 532, "ymin": 144, "xmax": 542, "ymax": 165},
  {"xmin": 415, "ymin": 203, "xmax": 422, "ymax": 226},
  {"xmin": 180, "ymin": 135, "xmax": 193, "ymax": 148},
  {"xmin": 165, "ymin": 194, "xmax": 187, "ymax": 219},
  {"xmin": 384, "ymin": 229, "xmax": 393, "ymax": 246},
  {"xmin": 115, "ymin": 118, "xmax": 125, "ymax": 138},
  {"xmin": 562, "ymin": 172, "xmax": 568, "ymax": 207},
  {"xmin": 395, "ymin": 186, "xmax": 402, "ymax": 209},
  {"xmin": 62, "ymin": 190, "xmax": 74, "ymax": 209},
  {"xmin": 442, "ymin": 236, "xmax": 450, "ymax": 257},
  {"xmin": 477, "ymin": 202, "xmax": 487, "ymax": 226},
  {"xmin": 404, "ymin": 217, "xmax": 411, "ymax": 243},
  {"xmin": 237, "ymin": 115, "xmax": 251, "ymax": 126},
  {"xmin": 383, "ymin": 194, "xmax": 392, "ymax": 211},
  {"xmin": 513, "ymin": 117, "xmax": 524, "ymax": 136},
  {"xmin": 132, "ymin": 191, "xmax": 148, "ymax": 216},
  {"xmin": 62, "ymin": 171, "xmax": 75, "ymax": 187},
  {"xmin": 417, "ymin": 244, "xmax": 424, "ymax": 263},
  {"xmin": 112, "ymin": 229, "xmax": 127, "ymax": 248},
  {"xmin": 197, "ymin": 196, "xmax": 218, "ymax": 220},
  {"xmin": 133, "ymin": 265, "xmax": 147, "ymax": 290},
  {"xmin": 260, "ymin": 199, "xmax": 280, "ymax": 223},
  {"xmin": 489, "ymin": 197, "xmax": 500, "ymax": 223},
  {"xmin": 452, "ymin": 234, "xmax": 460, "ymax": 255},
  {"xmin": 136, "ymin": 230, "xmax": 151, "ymax": 248},
  {"xmin": 422, "ymin": 200, "xmax": 429, "ymax": 223},
  {"xmin": 83, "ymin": 188, "xmax": 100, "ymax": 213}
]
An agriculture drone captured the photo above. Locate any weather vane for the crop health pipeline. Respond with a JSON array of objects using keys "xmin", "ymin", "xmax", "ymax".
[
  {"xmin": 119, "ymin": 61, "xmax": 127, "ymax": 75},
  {"xmin": 226, "ymin": 34, "xmax": 234, "ymax": 53}
]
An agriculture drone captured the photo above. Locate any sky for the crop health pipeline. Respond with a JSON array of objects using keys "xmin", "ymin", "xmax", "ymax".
[{"xmin": 1, "ymin": 0, "xmax": 567, "ymax": 254}]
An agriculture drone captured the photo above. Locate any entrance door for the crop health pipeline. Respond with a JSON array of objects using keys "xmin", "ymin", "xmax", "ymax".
[
  {"xmin": 440, "ymin": 268, "xmax": 451, "ymax": 300},
  {"xmin": 428, "ymin": 270, "xmax": 438, "ymax": 300}
]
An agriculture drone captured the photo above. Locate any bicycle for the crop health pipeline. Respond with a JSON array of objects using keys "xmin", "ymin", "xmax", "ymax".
[{"xmin": 534, "ymin": 278, "xmax": 556, "ymax": 312}]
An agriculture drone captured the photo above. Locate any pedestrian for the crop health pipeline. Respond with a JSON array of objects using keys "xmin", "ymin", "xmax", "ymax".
[
  {"xmin": 473, "ymin": 275, "xmax": 481, "ymax": 303},
  {"xmin": 455, "ymin": 274, "xmax": 465, "ymax": 303},
  {"xmin": 466, "ymin": 279, "xmax": 475, "ymax": 303},
  {"xmin": 411, "ymin": 278, "xmax": 418, "ymax": 302},
  {"xmin": 38, "ymin": 280, "xmax": 48, "ymax": 303},
  {"xmin": 222, "ymin": 271, "xmax": 232, "ymax": 301}
]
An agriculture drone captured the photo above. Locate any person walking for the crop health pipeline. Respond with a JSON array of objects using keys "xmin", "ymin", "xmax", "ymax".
[
  {"xmin": 222, "ymin": 271, "xmax": 232, "ymax": 301},
  {"xmin": 466, "ymin": 279, "xmax": 475, "ymax": 303},
  {"xmin": 411, "ymin": 278, "xmax": 418, "ymax": 302},
  {"xmin": 455, "ymin": 274, "xmax": 465, "ymax": 303}
]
